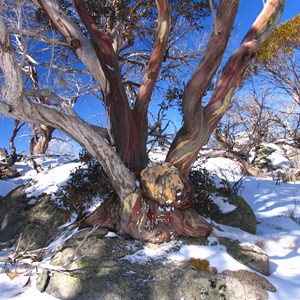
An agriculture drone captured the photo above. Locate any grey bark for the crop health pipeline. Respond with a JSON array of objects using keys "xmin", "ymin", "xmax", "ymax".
[{"xmin": 0, "ymin": 16, "xmax": 136, "ymax": 200}]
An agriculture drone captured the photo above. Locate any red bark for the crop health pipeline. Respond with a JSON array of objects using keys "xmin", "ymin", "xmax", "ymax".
[
  {"xmin": 164, "ymin": 208, "xmax": 211, "ymax": 238},
  {"xmin": 83, "ymin": 192, "xmax": 211, "ymax": 244},
  {"xmin": 74, "ymin": 0, "xmax": 143, "ymax": 171},
  {"xmin": 166, "ymin": 0, "xmax": 285, "ymax": 176},
  {"xmin": 166, "ymin": 0, "xmax": 239, "ymax": 176},
  {"xmin": 74, "ymin": 0, "xmax": 171, "ymax": 172},
  {"xmin": 133, "ymin": 0, "xmax": 171, "ymax": 165}
]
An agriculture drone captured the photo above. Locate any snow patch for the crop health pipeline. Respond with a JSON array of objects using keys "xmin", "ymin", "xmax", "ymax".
[
  {"xmin": 211, "ymin": 194, "xmax": 236, "ymax": 213},
  {"xmin": 0, "ymin": 153, "xmax": 300, "ymax": 299},
  {"xmin": 202, "ymin": 157, "xmax": 243, "ymax": 182},
  {"xmin": 24, "ymin": 162, "xmax": 81, "ymax": 198},
  {"xmin": 262, "ymin": 143, "xmax": 292, "ymax": 168}
]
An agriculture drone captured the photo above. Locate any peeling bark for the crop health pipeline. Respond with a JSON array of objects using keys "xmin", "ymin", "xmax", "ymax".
[
  {"xmin": 166, "ymin": 0, "xmax": 239, "ymax": 175},
  {"xmin": 73, "ymin": 0, "xmax": 143, "ymax": 170},
  {"xmin": 84, "ymin": 189, "xmax": 211, "ymax": 244},
  {"xmin": 0, "ymin": 1, "xmax": 287, "ymax": 243},
  {"xmin": 133, "ymin": 0, "xmax": 171, "ymax": 167},
  {"xmin": 166, "ymin": 0, "xmax": 286, "ymax": 175},
  {"xmin": 72, "ymin": 0, "xmax": 171, "ymax": 172}
]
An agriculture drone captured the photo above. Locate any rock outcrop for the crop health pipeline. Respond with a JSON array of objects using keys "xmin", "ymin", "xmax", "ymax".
[
  {"xmin": 0, "ymin": 187, "xmax": 66, "ymax": 250},
  {"xmin": 36, "ymin": 230, "xmax": 276, "ymax": 300},
  {"xmin": 211, "ymin": 195, "xmax": 257, "ymax": 234}
]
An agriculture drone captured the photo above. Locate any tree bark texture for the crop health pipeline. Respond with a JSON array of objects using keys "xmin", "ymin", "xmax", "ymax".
[
  {"xmin": 166, "ymin": 0, "xmax": 286, "ymax": 176},
  {"xmin": 0, "ymin": 0, "xmax": 286, "ymax": 243},
  {"xmin": 73, "ymin": 0, "xmax": 171, "ymax": 172}
]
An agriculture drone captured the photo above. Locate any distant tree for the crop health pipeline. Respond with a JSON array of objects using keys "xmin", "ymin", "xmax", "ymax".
[
  {"xmin": 248, "ymin": 13, "xmax": 300, "ymax": 146},
  {"xmin": 211, "ymin": 82, "xmax": 287, "ymax": 177},
  {"xmin": 0, "ymin": 0, "xmax": 287, "ymax": 243},
  {"xmin": 0, "ymin": 120, "xmax": 23, "ymax": 178}
]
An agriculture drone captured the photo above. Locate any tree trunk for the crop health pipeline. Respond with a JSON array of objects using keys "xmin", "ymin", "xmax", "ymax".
[
  {"xmin": 73, "ymin": 0, "xmax": 171, "ymax": 172},
  {"xmin": 167, "ymin": 0, "xmax": 286, "ymax": 175},
  {"xmin": 0, "ymin": 0, "xmax": 286, "ymax": 243},
  {"xmin": 30, "ymin": 124, "xmax": 55, "ymax": 155}
]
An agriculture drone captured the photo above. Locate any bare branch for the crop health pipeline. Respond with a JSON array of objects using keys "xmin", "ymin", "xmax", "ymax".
[
  {"xmin": 9, "ymin": 27, "xmax": 69, "ymax": 46},
  {"xmin": 0, "ymin": 16, "xmax": 136, "ymax": 200},
  {"xmin": 35, "ymin": 0, "xmax": 107, "ymax": 92},
  {"xmin": 22, "ymin": 53, "xmax": 89, "ymax": 74},
  {"xmin": 134, "ymin": 0, "xmax": 171, "ymax": 121}
]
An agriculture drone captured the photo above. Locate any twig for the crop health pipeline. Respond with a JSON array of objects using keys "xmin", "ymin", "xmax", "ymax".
[{"xmin": 64, "ymin": 225, "xmax": 100, "ymax": 267}]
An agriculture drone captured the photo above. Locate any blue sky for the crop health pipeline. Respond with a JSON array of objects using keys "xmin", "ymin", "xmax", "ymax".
[{"xmin": 0, "ymin": 0, "xmax": 299, "ymax": 155}]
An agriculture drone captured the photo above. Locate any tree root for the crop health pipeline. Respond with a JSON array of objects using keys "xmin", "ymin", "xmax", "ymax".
[{"xmin": 81, "ymin": 189, "xmax": 212, "ymax": 244}]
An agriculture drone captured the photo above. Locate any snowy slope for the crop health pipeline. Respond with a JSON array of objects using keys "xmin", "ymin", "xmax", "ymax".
[{"xmin": 0, "ymin": 153, "xmax": 299, "ymax": 300}]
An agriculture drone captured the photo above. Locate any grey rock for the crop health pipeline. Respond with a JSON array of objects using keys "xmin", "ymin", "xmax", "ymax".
[
  {"xmin": 218, "ymin": 237, "xmax": 270, "ymax": 276},
  {"xmin": 40, "ymin": 235, "xmax": 276, "ymax": 300},
  {"xmin": 224, "ymin": 269, "xmax": 276, "ymax": 292},
  {"xmin": 36, "ymin": 269, "xmax": 50, "ymax": 293},
  {"xmin": 212, "ymin": 195, "xmax": 257, "ymax": 234},
  {"xmin": 0, "ymin": 186, "xmax": 29, "ymax": 241},
  {"xmin": 0, "ymin": 187, "xmax": 66, "ymax": 246},
  {"xmin": 18, "ymin": 223, "xmax": 48, "ymax": 250}
]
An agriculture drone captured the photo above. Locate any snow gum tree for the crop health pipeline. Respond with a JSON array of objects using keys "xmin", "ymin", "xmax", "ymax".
[{"xmin": 0, "ymin": 0, "xmax": 287, "ymax": 243}]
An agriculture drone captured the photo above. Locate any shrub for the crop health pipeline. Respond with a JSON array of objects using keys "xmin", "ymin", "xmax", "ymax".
[
  {"xmin": 56, "ymin": 150, "xmax": 112, "ymax": 217},
  {"xmin": 189, "ymin": 167, "xmax": 219, "ymax": 217}
]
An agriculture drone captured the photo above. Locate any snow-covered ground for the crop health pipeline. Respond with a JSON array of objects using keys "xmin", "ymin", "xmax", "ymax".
[{"xmin": 0, "ymin": 152, "xmax": 299, "ymax": 300}]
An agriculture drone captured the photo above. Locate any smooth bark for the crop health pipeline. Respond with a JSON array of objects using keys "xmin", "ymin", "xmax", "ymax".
[
  {"xmin": 0, "ymin": 0, "xmax": 287, "ymax": 243},
  {"xmin": 166, "ymin": 0, "xmax": 286, "ymax": 176}
]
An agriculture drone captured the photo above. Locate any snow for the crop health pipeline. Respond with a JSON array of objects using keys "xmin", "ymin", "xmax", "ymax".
[
  {"xmin": 167, "ymin": 236, "xmax": 249, "ymax": 273},
  {"xmin": 84, "ymin": 195, "xmax": 103, "ymax": 214},
  {"xmin": 0, "ymin": 276, "xmax": 55, "ymax": 300},
  {"xmin": 262, "ymin": 143, "xmax": 292, "ymax": 169},
  {"xmin": 122, "ymin": 240, "xmax": 182, "ymax": 264},
  {"xmin": 211, "ymin": 194, "xmax": 236, "ymax": 213},
  {"xmin": 23, "ymin": 161, "xmax": 81, "ymax": 200},
  {"xmin": 201, "ymin": 157, "xmax": 243, "ymax": 182},
  {"xmin": 0, "ymin": 153, "xmax": 300, "ymax": 299}
]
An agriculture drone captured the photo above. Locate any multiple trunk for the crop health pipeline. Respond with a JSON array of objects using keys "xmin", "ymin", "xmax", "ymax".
[
  {"xmin": 166, "ymin": 0, "xmax": 286, "ymax": 175},
  {"xmin": 72, "ymin": 0, "xmax": 171, "ymax": 171},
  {"xmin": 0, "ymin": 0, "xmax": 286, "ymax": 242}
]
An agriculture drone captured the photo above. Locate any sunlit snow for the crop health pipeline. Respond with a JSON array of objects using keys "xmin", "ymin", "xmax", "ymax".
[{"xmin": 0, "ymin": 152, "xmax": 299, "ymax": 300}]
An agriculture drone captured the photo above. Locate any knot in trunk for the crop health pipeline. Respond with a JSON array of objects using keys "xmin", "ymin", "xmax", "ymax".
[{"xmin": 140, "ymin": 162, "xmax": 193, "ymax": 208}]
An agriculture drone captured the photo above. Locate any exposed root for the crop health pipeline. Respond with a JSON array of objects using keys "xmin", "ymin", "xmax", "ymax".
[{"xmin": 81, "ymin": 189, "xmax": 212, "ymax": 244}]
